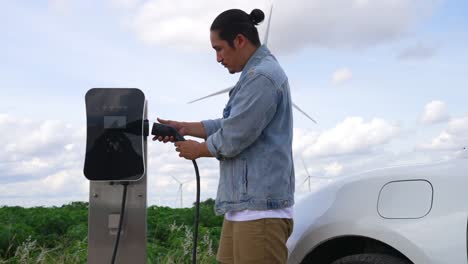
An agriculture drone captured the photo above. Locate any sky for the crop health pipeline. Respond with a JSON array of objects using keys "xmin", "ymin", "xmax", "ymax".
[{"xmin": 1, "ymin": 0, "xmax": 467, "ymax": 208}]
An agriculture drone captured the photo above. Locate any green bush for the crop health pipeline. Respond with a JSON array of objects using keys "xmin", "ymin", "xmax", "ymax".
[{"xmin": 0, "ymin": 199, "xmax": 222, "ymax": 263}]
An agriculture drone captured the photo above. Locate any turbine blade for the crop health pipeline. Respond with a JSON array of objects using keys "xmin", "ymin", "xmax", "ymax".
[
  {"xmin": 300, "ymin": 157, "xmax": 333, "ymax": 180},
  {"xmin": 314, "ymin": 175, "xmax": 334, "ymax": 179},
  {"xmin": 171, "ymin": 175, "xmax": 182, "ymax": 184},
  {"xmin": 182, "ymin": 179, "xmax": 194, "ymax": 184},
  {"xmin": 263, "ymin": 5, "xmax": 273, "ymax": 46},
  {"xmin": 301, "ymin": 157, "xmax": 311, "ymax": 178},
  {"xmin": 187, "ymin": 86, "xmax": 233, "ymax": 104},
  {"xmin": 293, "ymin": 102, "xmax": 317, "ymax": 124}
]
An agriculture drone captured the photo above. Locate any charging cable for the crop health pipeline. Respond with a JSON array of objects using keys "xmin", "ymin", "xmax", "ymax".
[
  {"xmin": 111, "ymin": 181, "xmax": 129, "ymax": 264},
  {"xmin": 152, "ymin": 123, "xmax": 201, "ymax": 264}
]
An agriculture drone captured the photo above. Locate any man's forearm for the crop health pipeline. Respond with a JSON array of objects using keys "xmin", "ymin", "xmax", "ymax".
[
  {"xmin": 198, "ymin": 142, "xmax": 213, "ymax": 158},
  {"xmin": 183, "ymin": 122, "xmax": 207, "ymax": 139}
]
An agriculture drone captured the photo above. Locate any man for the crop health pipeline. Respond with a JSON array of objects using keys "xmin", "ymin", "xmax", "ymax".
[{"xmin": 154, "ymin": 8, "xmax": 295, "ymax": 264}]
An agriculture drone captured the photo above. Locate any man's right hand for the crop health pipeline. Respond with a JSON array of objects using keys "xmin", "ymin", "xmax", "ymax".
[{"xmin": 152, "ymin": 117, "xmax": 186, "ymax": 143}]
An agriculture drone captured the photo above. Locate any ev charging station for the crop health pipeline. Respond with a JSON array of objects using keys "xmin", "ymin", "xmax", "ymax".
[
  {"xmin": 84, "ymin": 88, "xmax": 201, "ymax": 264},
  {"xmin": 84, "ymin": 88, "xmax": 149, "ymax": 264}
]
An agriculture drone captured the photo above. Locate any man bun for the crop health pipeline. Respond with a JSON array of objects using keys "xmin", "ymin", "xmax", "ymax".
[
  {"xmin": 211, "ymin": 8, "xmax": 264, "ymax": 47},
  {"xmin": 249, "ymin": 9, "xmax": 265, "ymax": 25}
]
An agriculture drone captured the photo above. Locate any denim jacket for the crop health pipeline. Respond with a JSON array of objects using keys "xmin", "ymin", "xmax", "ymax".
[{"xmin": 202, "ymin": 45, "xmax": 295, "ymax": 215}]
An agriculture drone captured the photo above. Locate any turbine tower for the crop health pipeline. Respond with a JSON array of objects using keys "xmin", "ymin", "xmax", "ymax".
[{"xmin": 171, "ymin": 175, "xmax": 193, "ymax": 208}]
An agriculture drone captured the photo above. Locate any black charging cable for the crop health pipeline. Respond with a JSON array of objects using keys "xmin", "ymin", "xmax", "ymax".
[
  {"xmin": 111, "ymin": 181, "xmax": 129, "ymax": 264},
  {"xmin": 191, "ymin": 160, "xmax": 200, "ymax": 264},
  {"xmin": 152, "ymin": 122, "xmax": 201, "ymax": 264}
]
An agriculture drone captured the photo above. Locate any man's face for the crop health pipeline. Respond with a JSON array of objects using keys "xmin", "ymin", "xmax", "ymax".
[{"xmin": 210, "ymin": 31, "xmax": 242, "ymax": 74}]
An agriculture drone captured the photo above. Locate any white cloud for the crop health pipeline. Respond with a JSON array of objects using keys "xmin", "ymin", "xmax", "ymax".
[
  {"xmin": 10, "ymin": 157, "xmax": 51, "ymax": 176},
  {"xmin": 129, "ymin": 0, "xmax": 259, "ymax": 51},
  {"xmin": 0, "ymin": 169, "xmax": 87, "ymax": 197},
  {"xmin": 332, "ymin": 68, "xmax": 352, "ymax": 86},
  {"xmin": 0, "ymin": 113, "xmax": 86, "ymax": 205},
  {"xmin": 323, "ymin": 162, "xmax": 343, "ymax": 176},
  {"xmin": 418, "ymin": 131, "xmax": 456, "ymax": 150},
  {"xmin": 48, "ymin": 0, "xmax": 69, "ymax": 13},
  {"xmin": 0, "ymin": 114, "xmax": 84, "ymax": 167},
  {"xmin": 418, "ymin": 114, "xmax": 468, "ymax": 151},
  {"xmin": 294, "ymin": 117, "xmax": 400, "ymax": 158},
  {"xmin": 447, "ymin": 115, "xmax": 468, "ymax": 135},
  {"xmin": 124, "ymin": 0, "xmax": 438, "ymax": 53},
  {"xmin": 65, "ymin": 144, "xmax": 75, "ymax": 151},
  {"xmin": 47, "ymin": 0, "xmax": 82, "ymax": 14},
  {"xmin": 110, "ymin": 0, "xmax": 142, "ymax": 9},
  {"xmin": 0, "ymin": 118, "xmax": 81, "ymax": 159},
  {"xmin": 398, "ymin": 41, "xmax": 438, "ymax": 61},
  {"xmin": 420, "ymin": 100, "xmax": 450, "ymax": 124},
  {"xmin": 42, "ymin": 169, "xmax": 88, "ymax": 193}
]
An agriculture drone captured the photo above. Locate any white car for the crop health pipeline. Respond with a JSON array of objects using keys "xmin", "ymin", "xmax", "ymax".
[{"xmin": 287, "ymin": 154, "xmax": 468, "ymax": 264}]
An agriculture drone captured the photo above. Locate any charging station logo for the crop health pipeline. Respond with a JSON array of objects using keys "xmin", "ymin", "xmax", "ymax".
[
  {"xmin": 105, "ymin": 134, "xmax": 126, "ymax": 153},
  {"xmin": 108, "ymin": 139, "xmax": 121, "ymax": 152}
]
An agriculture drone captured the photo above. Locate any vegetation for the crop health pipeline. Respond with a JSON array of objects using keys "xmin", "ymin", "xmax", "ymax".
[{"xmin": 0, "ymin": 199, "xmax": 223, "ymax": 263}]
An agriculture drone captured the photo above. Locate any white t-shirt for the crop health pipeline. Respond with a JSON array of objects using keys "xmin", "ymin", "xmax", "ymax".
[{"xmin": 225, "ymin": 207, "xmax": 293, "ymax": 222}]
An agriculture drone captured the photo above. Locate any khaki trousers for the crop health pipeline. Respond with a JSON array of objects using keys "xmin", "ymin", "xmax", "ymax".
[{"xmin": 216, "ymin": 218, "xmax": 294, "ymax": 264}]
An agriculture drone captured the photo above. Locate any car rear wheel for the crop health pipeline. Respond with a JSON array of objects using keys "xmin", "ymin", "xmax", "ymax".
[{"xmin": 331, "ymin": 253, "xmax": 410, "ymax": 264}]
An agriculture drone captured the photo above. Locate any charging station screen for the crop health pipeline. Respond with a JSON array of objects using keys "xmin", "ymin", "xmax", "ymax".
[
  {"xmin": 104, "ymin": 116, "xmax": 127, "ymax": 129},
  {"xmin": 84, "ymin": 88, "xmax": 145, "ymax": 181}
]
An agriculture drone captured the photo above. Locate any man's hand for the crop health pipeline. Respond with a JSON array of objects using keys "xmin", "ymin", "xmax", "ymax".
[
  {"xmin": 152, "ymin": 117, "xmax": 186, "ymax": 143},
  {"xmin": 174, "ymin": 141, "xmax": 212, "ymax": 160},
  {"xmin": 175, "ymin": 140, "xmax": 202, "ymax": 160}
]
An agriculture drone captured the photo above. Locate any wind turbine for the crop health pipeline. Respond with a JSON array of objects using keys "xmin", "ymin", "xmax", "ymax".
[
  {"xmin": 301, "ymin": 157, "xmax": 333, "ymax": 192},
  {"xmin": 171, "ymin": 175, "xmax": 193, "ymax": 208},
  {"xmin": 301, "ymin": 158, "xmax": 313, "ymax": 192},
  {"xmin": 188, "ymin": 5, "xmax": 317, "ymax": 124}
]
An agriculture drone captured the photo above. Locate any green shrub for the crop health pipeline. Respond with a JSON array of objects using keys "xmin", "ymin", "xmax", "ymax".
[{"xmin": 0, "ymin": 199, "xmax": 222, "ymax": 263}]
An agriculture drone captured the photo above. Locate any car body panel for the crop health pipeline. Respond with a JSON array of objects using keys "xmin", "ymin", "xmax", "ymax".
[{"xmin": 288, "ymin": 157, "xmax": 468, "ymax": 264}]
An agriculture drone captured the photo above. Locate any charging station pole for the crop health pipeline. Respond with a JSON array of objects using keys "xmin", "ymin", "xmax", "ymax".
[{"xmin": 84, "ymin": 88, "xmax": 148, "ymax": 264}]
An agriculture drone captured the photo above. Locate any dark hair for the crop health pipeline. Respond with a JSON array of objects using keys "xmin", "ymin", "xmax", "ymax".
[{"xmin": 210, "ymin": 9, "xmax": 265, "ymax": 48}]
